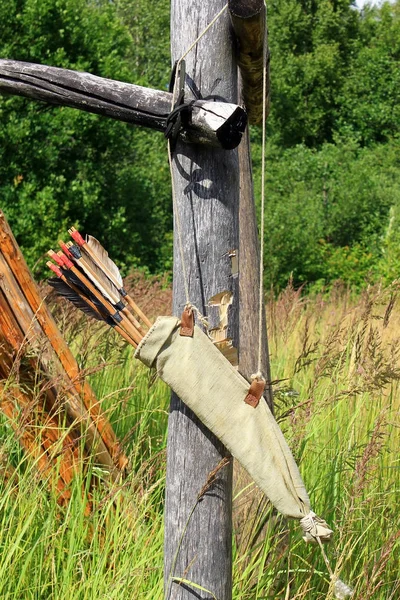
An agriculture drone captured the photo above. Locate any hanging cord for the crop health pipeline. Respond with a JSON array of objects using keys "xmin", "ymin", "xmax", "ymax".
[
  {"xmin": 167, "ymin": 141, "xmax": 191, "ymax": 308},
  {"xmin": 254, "ymin": 11, "xmax": 352, "ymax": 598},
  {"xmin": 167, "ymin": 3, "xmax": 229, "ymax": 323},
  {"xmin": 317, "ymin": 538, "xmax": 354, "ymax": 598}
]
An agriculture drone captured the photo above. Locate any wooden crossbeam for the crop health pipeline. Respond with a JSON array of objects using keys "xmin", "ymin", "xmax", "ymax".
[{"xmin": 0, "ymin": 59, "xmax": 247, "ymax": 149}]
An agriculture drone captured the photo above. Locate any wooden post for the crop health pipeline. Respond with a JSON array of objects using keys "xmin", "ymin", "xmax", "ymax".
[
  {"xmin": 164, "ymin": 2, "xmax": 240, "ymax": 599},
  {"xmin": 237, "ymin": 128, "xmax": 273, "ymax": 408}
]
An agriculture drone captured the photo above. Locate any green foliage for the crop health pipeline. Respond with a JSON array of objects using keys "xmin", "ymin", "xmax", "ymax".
[
  {"xmin": 256, "ymin": 0, "xmax": 400, "ymax": 291},
  {"xmin": 267, "ymin": 0, "xmax": 360, "ymax": 147},
  {"xmin": 0, "ymin": 0, "xmax": 171, "ymax": 276},
  {"xmin": 115, "ymin": 0, "xmax": 171, "ymax": 90},
  {"xmin": 252, "ymin": 136, "xmax": 400, "ymax": 290},
  {"xmin": 1, "ymin": 0, "xmax": 400, "ymax": 289},
  {"xmin": 267, "ymin": 0, "xmax": 400, "ymax": 148},
  {"xmin": 338, "ymin": 1, "xmax": 400, "ymax": 144}
]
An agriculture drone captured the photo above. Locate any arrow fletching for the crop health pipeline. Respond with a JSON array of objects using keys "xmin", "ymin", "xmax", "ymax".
[
  {"xmin": 62, "ymin": 240, "xmax": 122, "ymax": 307},
  {"xmin": 68, "ymin": 228, "xmax": 152, "ymax": 329},
  {"xmin": 69, "ymin": 228, "xmax": 123, "ymax": 291},
  {"xmin": 47, "ymin": 230, "xmax": 151, "ymax": 348},
  {"xmin": 48, "ymin": 277, "xmax": 104, "ymax": 322},
  {"xmin": 86, "ymin": 235, "xmax": 124, "ymax": 290}
]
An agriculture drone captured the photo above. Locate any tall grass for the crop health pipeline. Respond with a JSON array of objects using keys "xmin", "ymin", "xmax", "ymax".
[{"xmin": 0, "ymin": 283, "xmax": 399, "ymax": 598}]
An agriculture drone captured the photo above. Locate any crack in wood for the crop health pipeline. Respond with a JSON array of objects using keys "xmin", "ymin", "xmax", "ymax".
[{"xmin": 208, "ymin": 290, "xmax": 238, "ymax": 366}]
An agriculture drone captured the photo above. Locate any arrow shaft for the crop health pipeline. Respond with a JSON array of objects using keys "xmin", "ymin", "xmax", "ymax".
[{"xmin": 63, "ymin": 260, "xmax": 143, "ymax": 346}]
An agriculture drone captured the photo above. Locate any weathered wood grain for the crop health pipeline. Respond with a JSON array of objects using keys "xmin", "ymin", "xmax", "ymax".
[
  {"xmin": 0, "ymin": 250, "xmax": 119, "ymax": 477},
  {"xmin": 0, "ymin": 59, "xmax": 246, "ymax": 149},
  {"xmin": 238, "ymin": 127, "xmax": 273, "ymax": 409},
  {"xmin": 165, "ymin": 2, "xmax": 240, "ymax": 599},
  {"xmin": 0, "ymin": 59, "xmax": 170, "ymax": 126},
  {"xmin": 228, "ymin": 0, "xmax": 270, "ymax": 124}
]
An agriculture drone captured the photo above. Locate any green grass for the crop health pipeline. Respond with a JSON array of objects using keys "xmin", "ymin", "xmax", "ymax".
[{"xmin": 1, "ymin": 284, "xmax": 400, "ymax": 598}]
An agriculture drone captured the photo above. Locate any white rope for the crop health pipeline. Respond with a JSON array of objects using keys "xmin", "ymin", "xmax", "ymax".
[
  {"xmin": 167, "ymin": 142, "xmax": 191, "ymax": 306},
  {"xmin": 300, "ymin": 511, "xmax": 353, "ymax": 597},
  {"xmin": 255, "ymin": 9, "xmax": 269, "ymax": 379},
  {"xmin": 167, "ymin": 3, "xmax": 229, "ymax": 314}
]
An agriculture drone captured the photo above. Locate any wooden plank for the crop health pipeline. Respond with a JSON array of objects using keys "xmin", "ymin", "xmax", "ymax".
[
  {"xmin": 228, "ymin": 0, "xmax": 270, "ymax": 124},
  {"xmin": 237, "ymin": 127, "xmax": 273, "ymax": 409},
  {"xmin": 165, "ymin": 2, "xmax": 239, "ymax": 598},
  {"xmin": 0, "ymin": 252, "xmax": 119, "ymax": 476},
  {"xmin": 0, "ymin": 59, "xmax": 246, "ymax": 149},
  {"xmin": 0, "ymin": 212, "xmax": 125, "ymax": 476}
]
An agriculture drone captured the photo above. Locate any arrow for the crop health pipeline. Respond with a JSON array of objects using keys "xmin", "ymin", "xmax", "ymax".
[
  {"xmin": 47, "ymin": 262, "xmax": 138, "ymax": 348},
  {"xmin": 47, "ymin": 249, "xmax": 143, "ymax": 347},
  {"xmin": 68, "ymin": 228, "xmax": 153, "ymax": 330}
]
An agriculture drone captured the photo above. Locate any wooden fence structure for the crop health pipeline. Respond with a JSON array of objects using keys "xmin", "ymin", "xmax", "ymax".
[{"xmin": 0, "ymin": 211, "xmax": 127, "ymax": 504}]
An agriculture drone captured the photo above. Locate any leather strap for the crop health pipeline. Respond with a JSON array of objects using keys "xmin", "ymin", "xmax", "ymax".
[
  {"xmin": 180, "ymin": 306, "xmax": 194, "ymax": 337},
  {"xmin": 244, "ymin": 378, "xmax": 265, "ymax": 408}
]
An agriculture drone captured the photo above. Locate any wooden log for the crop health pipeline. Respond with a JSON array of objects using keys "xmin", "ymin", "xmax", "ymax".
[
  {"xmin": 238, "ymin": 127, "xmax": 273, "ymax": 409},
  {"xmin": 0, "ymin": 288, "xmax": 25, "ymax": 360},
  {"xmin": 0, "ymin": 212, "xmax": 125, "ymax": 476},
  {"xmin": 0, "ymin": 59, "xmax": 247, "ymax": 150},
  {"xmin": 165, "ymin": 2, "xmax": 239, "ymax": 599},
  {"xmin": 0, "ymin": 381, "xmax": 87, "ymax": 508},
  {"xmin": 228, "ymin": 0, "xmax": 270, "ymax": 124},
  {"xmin": 0, "ymin": 253, "xmax": 119, "ymax": 477}
]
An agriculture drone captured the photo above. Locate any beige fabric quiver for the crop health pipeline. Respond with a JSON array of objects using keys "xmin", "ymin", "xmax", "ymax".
[
  {"xmin": 135, "ymin": 316, "xmax": 332, "ymax": 538},
  {"xmin": 135, "ymin": 315, "xmax": 311, "ymax": 518}
]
